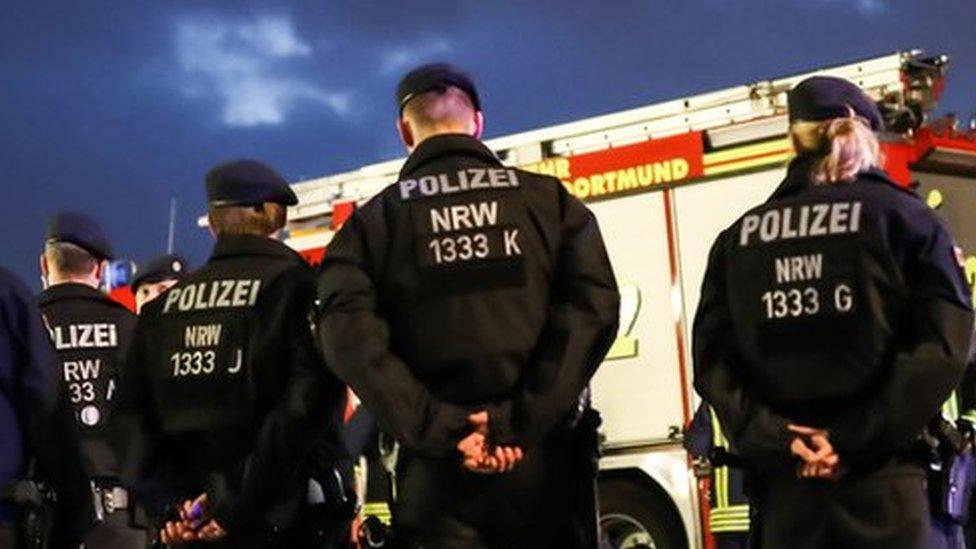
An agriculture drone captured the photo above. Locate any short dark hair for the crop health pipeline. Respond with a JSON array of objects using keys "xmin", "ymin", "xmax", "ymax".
[
  {"xmin": 402, "ymin": 86, "xmax": 477, "ymax": 132},
  {"xmin": 44, "ymin": 241, "xmax": 98, "ymax": 277},
  {"xmin": 208, "ymin": 203, "xmax": 286, "ymax": 236}
]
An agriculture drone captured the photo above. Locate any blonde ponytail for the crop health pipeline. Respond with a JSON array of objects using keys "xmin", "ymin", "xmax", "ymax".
[{"xmin": 790, "ymin": 116, "xmax": 881, "ymax": 184}]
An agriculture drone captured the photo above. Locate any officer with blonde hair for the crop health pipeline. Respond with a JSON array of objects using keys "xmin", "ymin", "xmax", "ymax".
[{"xmin": 694, "ymin": 76, "xmax": 973, "ymax": 548}]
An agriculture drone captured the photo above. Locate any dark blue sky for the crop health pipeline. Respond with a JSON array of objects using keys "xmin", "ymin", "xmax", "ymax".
[{"xmin": 2, "ymin": 1, "xmax": 974, "ymax": 286}]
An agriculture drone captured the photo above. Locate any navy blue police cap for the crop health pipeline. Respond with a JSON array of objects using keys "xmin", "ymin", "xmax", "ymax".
[
  {"xmin": 205, "ymin": 159, "xmax": 298, "ymax": 207},
  {"xmin": 45, "ymin": 211, "xmax": 114, "ymax": 260},
  {"xmin": 788, "ymin": 76, "xmax": 884, "ymax": 131},
  {"xmin": 132, "ymin": 254, "xmax": 188, "ymax": 290},
  {"xmin": 396, "ymin": 62, "xmax": 481, "ymax": 114}
]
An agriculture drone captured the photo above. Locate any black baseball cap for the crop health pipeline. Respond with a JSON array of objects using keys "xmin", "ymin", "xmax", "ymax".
[
  {"xmin": 205, "ymin": 159, "xmax": 298, "ymax": 207},
  {"xmin": 788, "ymin": 76, "xmax": 884, "ymax": 131},
  {"xmin": 396, "ymin": 62, "xmax": 481, "ymax": 113},
  {"xmin": 45, "ymin": 211, "xmax": 114, "ymax": 260},
  {"xmin": 132, "ymin": 254, "xmax": 188, "ymax": 290}
]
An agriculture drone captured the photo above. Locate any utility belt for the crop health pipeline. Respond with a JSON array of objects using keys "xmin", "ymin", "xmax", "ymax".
[
  {"xmin": 564, "ymin": 405, "xmax": 603, "ymax": 549},
  {"xmin": 925, "ymin": 417, "xmax": 976, "ymax": 525},
  {"xmin": 304, "ymin": 466, "xmax": 359, "ymax": 536},
  {"xmin": 91, "ymin": 481, "xmax": 131, "ymax": 521}
]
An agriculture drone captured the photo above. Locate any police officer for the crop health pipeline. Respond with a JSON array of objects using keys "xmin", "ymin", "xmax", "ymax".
[
  {"xmin": 132, "ymin": 254, "xmax": 188, "ymax": 314},
  {"xmin": 693, "ymin": 76, "xmax": 974, "ymax": 548},
  {"xmin": 113, "ymin": 160, "xmax": 346, "ymax": 546},
  {"xmin": 38, "ymin": 212, "xmax": 148, "ymax": 548},
  {"xmin": 315, "ymin": 63, "xmax": 620, "ymax": 548},
  {"xmin": 685, "ymin": 403, "xmax": 750, "ymax": 548},
  {"xmin": 0, "ymin": 266, "xmax": 92, "ymax": 548}
]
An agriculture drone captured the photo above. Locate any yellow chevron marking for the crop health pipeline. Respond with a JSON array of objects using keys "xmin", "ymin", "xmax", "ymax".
[
  {"xmin": 703, "ymin": 138, "xmax": 791, "ymax": 166},
  {"xmin": 703, "ymin": 152, "xmax": 793, "ymax": 177}
]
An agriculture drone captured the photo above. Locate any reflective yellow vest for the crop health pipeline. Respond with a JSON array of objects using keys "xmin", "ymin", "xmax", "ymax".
[{"xmin": 708, "ymin": 407, "xmax": 750, "ymax": 534}]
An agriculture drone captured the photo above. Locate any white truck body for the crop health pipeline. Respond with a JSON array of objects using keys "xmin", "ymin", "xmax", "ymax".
[{"xmin": 209, "ymin": 50, "xmax": 974, "ymax": 548}]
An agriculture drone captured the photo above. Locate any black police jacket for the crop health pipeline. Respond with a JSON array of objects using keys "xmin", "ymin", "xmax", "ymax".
[
  {"xmin": 693, "ymin": 156, "xmax": 974, "ymax": 472},
  {"xmin": 316, "ymin": 134, "xmax": 620, "ymax": 457},
  {"xmin": 38, "ymin": 282, "xmax": 136, "ymax": 480},
  {"xmin": 113, "ymin": 235, "xmax": 345, "ymax": 532},
  {"xmin": 0, "ymin": 268, "xmax": 91, "ymax": 543}
]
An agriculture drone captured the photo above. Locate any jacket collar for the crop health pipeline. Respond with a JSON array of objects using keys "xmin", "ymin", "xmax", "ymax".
[
  {"xmin": 399, "ymin": 134, "xmax": 502, "ymax": 179},
  {"xmin": 210, "ymin": 234, "xmax": 302, "ymax": 263},
  {"xmin": 767, "ymin": 155, "xmax": 818, "ymax": 201},
  {"xmin": 768, "ymin": 154, "xmax": 908, "ymax": 201},
  {"xmin": 39, "ymin": 282, "xmax": 119, "ymax": 308}
]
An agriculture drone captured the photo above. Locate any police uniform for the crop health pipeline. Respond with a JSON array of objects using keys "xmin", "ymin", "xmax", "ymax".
[
  {"xmin": 693, "ymin": 77, "xmax": 974, "ymax": 548},
  {"xmin": 38, "ymin": 213, "xmax": 147, "ymax": 548},
  {"xmin": 113, "ymin": 160, "xmax": 346, "ymax": 547},
  {"xmin": 0, "ymin": 266, "xmax": 92, "ymax": 548},
  {"xmin": 315, "ymin": 64, "xmax": 620, "ymax": 548}
]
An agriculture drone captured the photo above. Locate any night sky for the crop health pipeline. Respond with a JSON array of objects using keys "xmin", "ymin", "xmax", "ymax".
[{"xmin": 2, "ymin": 1, "xmax": 974, "ymax": 287}]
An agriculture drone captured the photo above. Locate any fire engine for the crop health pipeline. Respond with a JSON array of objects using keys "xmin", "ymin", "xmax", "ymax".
[{"xmin": 202, "ymin": 50, "xmax": 976, "ymax": 548}]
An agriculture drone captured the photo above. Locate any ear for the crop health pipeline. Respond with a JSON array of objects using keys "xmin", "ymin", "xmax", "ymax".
[
  {"xmin": 788, "ymin": 131, "xmax": 800, "ymax": 153},
  {"xmin": 472, "ymin": 111, "xmax": 485, "ymax": 140},
  {"xmin": 207, "ymin": 212, "xmax": 217, "ymax": 239},
  {"xmin": 39, "ymin": 254, "xmax": 49, "ymax": 279},
  {"xmin": 95, "ymin": 260, "xmax": 107, "ymax": 283},
  {"xmin": 397, "ymin": 117, "xmax": 415, "ymax": 150},
  {"xmin": 265, "ymin": 203, "xmax": 286, "ymax": 238}
]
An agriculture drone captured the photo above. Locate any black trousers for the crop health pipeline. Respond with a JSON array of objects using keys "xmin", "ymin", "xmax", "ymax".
[
  {"xmin": 753, "ymin": 462, "xmax": 930, "ymax": 549},
  {"xmin": 714, "ymin": 532, "xmax": 748, "ymax": 549},
  {"xmin": 84, "ymin": 511, "xmax": 149, "ymax": 549},
  {"xmin": 170, "ymin": 510, "xmax": 351, "ymax": 549},
  {"xmin": 393, "ymin": 443, "xmax": 581, "ymax": 549}
]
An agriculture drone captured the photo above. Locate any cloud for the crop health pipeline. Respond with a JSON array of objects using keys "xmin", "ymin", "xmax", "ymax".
[
  {"xmin": 377, "ymin": 40, "xmax": 453, "ymax": 77},
  {"xmin": 174, "ymin": 15, "xmax": 349, "ymax": 127},
  {"xmin": 811, "ymin": 0, "xmax": 887, "ymax": 15},
  {"xmin": 851, "ymin": 0, "xmax": 885, "ymax": 14}
]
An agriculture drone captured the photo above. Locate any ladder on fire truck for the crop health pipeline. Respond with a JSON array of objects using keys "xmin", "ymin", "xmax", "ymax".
[{"xmin": 273, "ymin": 49, "xmax": 947, "ymax": 247}]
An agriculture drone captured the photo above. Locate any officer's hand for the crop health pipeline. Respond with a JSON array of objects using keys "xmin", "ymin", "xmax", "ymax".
[
  {"xmin": 788, "ymin": 425, "xmax": 834, "ymax": 459},
  {"xmin": 457, "ymin": 431, "xmax": 524, "ymax": 473},
  {"xmin": 179, "ymin": 494, "xmax": 208, "ymax": 529},
  {"xmin": 788, "ymin": 425, "xmax": 840, "ymax": 480},
  {"xmin": 197, "ymin": 519, "xmax": 228, "ymax": 541},
  {"xmin": 467, "ymin": 445, "xmax": 524, "ymax": 474},
  {"xmin": 799, "ymin": 458, "xmax": 840, "ymax": 479},
  {"xmin": 790, "ymin": 437, "xmax": 840, "ymax": 480},
  {"xmin": 463, "ymin": 446, "xmax": 524, "ymax": 474},
  {"xmin": 490, "ymin": 445, "xmax": 524, "ymax": 473},
  {"xmin": 468, "ymin": 411, "xmax": 489, "ymax": 435},
  {"xmin": 458, "ymin": 431, "xmax": 491, "ymax": 471},
  {"xmin": 161, "ymin": 493, "xmax": 229, "ymax": 543},
  {"xmin": 160, "ymin": 519, "xmax": 199, "ymax": 544},
  {"xmin": 458, "ymin": 430, "xmax": 486, "ymax": 455},
  {"xmin": 798, "ymin": 444, "xmax": 840, "ymax": 479}
]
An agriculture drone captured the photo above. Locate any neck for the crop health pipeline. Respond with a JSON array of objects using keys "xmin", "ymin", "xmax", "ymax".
[
  {"xmin": 48, "ymin": 274, "xmax": 98, "ymax": 289},
  {"xmin": 411, "ymin": 128, "xmax": 473, "ymax": 152},
  {"xmin": 215, "ymin": 231, "xmax": 276, "ymax": 240}
]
